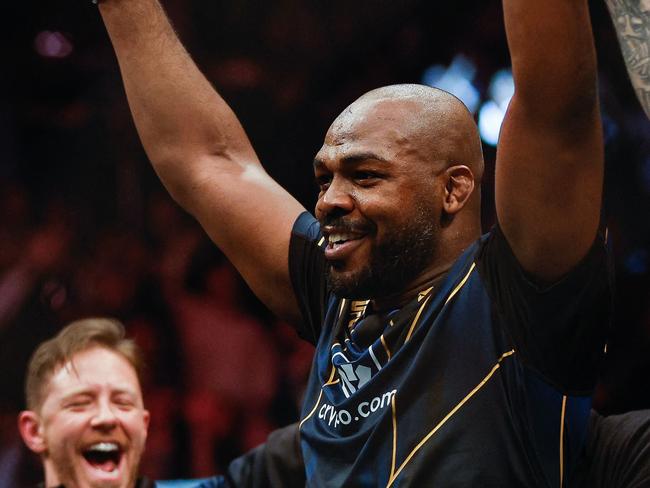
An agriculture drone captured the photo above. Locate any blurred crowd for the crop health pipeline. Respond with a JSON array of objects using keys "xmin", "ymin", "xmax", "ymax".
[
  {"xmin": 0, "ymin": 183, "xmax": 314, "ymax": 482},
  {"xmin": 1, "ymin": 0, "xmax": 650, "ymax": 483}
]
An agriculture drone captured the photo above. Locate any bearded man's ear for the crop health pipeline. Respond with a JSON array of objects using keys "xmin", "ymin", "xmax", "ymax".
[{"xmin": 443, "ymin": 165, "xmax": 475, "ymax": 215}]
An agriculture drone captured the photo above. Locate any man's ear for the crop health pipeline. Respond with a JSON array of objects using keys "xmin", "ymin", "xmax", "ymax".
[
  {"xmin": 18, "ymin": 410, "xmax": 46, "ymax": 454},
  {"xmin": 143, "ymin": 409, "xmax": 150, "ymax": 438},
  {"xmin": 443, "ymin": 165, "xmax": 475, "ymax": 215}
]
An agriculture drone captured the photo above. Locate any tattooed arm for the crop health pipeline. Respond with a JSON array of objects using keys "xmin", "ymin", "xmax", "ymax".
[{"xmin": 606, "ymin": 0, "xmax": 650, "ymax": 118}]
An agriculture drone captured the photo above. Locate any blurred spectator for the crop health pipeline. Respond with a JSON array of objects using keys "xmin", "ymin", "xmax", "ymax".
[{"xmin": 172, "ymin": 243, "xmax": 279, "ymax": 475}]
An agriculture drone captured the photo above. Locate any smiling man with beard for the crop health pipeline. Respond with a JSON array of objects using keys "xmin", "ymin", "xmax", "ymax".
[
  {"xmin": 313, "ymin": 88, "xmax": 482, "ymax": 305},
  {"xmin": 95, "ymin": 0, "xmax": 610, "ymax": 485},
  {"xmin": 18, "ymin": 318, "xmax": 151, "ymax": 488}
]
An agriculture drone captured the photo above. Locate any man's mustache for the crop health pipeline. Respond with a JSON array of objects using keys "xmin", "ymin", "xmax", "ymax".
[{"xmin": 320, "ymin": 215, "xmax": 374, "ymax": 233}]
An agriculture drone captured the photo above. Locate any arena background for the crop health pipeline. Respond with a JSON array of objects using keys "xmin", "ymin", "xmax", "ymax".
[{"xmin": 1, "ymin": 0, "xmax": 649, "ymax": 482}]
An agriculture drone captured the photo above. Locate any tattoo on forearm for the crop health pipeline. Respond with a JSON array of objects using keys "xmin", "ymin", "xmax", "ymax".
[{"xmin": 605, "ymin": 0, "xmax": 650, "ymax": 118}]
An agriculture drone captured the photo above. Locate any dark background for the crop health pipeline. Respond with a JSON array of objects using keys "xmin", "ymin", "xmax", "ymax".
[{"xmin": 1, "ymin": 0, "xmax": 649, "ymax": 482}]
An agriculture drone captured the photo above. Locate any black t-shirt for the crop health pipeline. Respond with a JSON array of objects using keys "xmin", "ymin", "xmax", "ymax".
[
  {"xmin": 225, "ymin": 423, "xmax": 305, "ymax": 488},
  {"xmin": 290, "ymin": 212, "xmax": 610, "ymax": 487},
  {"xmin": 576, "ymin": 410, "xmax": 650, "ymax": 488}
]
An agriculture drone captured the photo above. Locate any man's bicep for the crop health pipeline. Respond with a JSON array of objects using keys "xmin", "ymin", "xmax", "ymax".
[
  {"xmin": 499, "ymin": 0, "xmax": 603, "ymax": 282},
  {"xmin": 495, "ymin": 101, "xmax": 604, "ymax": 282},
  {"xmin": 189, "ymin": 163, "xmax": 307, "ymax": 324}
]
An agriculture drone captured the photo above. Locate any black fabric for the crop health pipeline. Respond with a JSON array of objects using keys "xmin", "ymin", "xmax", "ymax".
[
  {"xmin": 344, "ymin": 273, "xmax": 447, "ymax": 353},
  {"xmin": 288, "ymin": 212, "xmax": 328, "ymax": 345},
  {"xmin": 225, "ymin": 411, "xmax": 650, "ymax": 488},
  {"xmin": 288, "ymin": 213, "xmax": 611, "ymax": 486},
  {"xmin": 290, "ymin": 224, "xmax": 560, "ymax": 484},
  {"xmin": 222, "ymin": 411, "xmax": 650, "ymax": 488},
  {"xmin": 475, "ymin": 224, "xmax": 611, "ymax": 394},
  {"xmin": 577, "ymin": 410, "xmax": 650, "ymax": 488},
  {"xmin": 224, "ymin": 423, "xmax": 304, "ymax": 488}
]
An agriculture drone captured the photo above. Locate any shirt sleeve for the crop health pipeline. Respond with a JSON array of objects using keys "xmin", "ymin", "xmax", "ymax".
[
  {"xmin": 475, "ymin": 223, "xmax": 612, "ymax": 394},
  {"xmin": 580, "ymin": 410, "xmax": 650, "ymax": 488},
  {"xmin": 224, "ymin": 423, "xmax": 305, "ymax": 488},
  {"xmin": 288, "ymin": 211, "xmax": 329, "ymax": 345}
]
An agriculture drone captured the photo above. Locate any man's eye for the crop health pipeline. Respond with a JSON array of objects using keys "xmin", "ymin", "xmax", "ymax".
[
  {"xmin": 66, "ymin": 400, "xmax": 91, "ymax": 410},
  {"xmin": 114, "ymin": 396, "xmax": 135, "ymax": 409},
  {"xmin": 315, "ymin": 175, "xmax": 331, "ymax": 191},
  {"xmin": 354, "ymin": 172, "xmax": 379, "ymax": 183}
]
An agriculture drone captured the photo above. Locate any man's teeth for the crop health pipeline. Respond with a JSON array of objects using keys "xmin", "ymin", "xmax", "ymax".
[
  {"xmin": 328, "ymin": 233, "xmax": 355, "ymax": 244},
  {"xmin": 88, "ymin": 442, "xmax": 119, "ymax": 453},
  {"xmin": 83, "ymin": 442, "xmax": 121, "ymax": 474}
]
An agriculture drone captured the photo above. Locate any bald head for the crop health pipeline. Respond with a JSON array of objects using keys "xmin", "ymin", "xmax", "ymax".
[
  {"xmin": 314, "ymin": 85, "xmax": 484, "ymax": 297},
  {"xmin": 340, "ymin": 84, "xmax": 484, "ymax": 182}
]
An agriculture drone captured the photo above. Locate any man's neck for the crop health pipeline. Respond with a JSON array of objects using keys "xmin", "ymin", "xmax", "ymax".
[{"xmin": 371, "ymin": 263, "xmax": 451, "ymax": 313}]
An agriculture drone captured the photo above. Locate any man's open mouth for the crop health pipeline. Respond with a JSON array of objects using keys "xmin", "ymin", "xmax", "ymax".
[
  {"xmin": 327, "ymin": 232, "xmax": 363, "ymax": 248},
  {"xmin": 323, "ymin": 229, "xmax": 368, "ymax": 261},
  {"xmin": 82, "ymin": 442, "xmax": 123, "ymax": 473}
]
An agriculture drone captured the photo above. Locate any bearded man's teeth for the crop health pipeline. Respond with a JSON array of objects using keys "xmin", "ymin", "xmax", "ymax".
[{"xmin": 328, "ymin": 233, "xmax": 354, "ymax": 244}]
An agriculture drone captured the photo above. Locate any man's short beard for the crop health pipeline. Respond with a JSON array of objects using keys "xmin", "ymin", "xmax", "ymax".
[{"xmin": 326, "ymin": 207, "xmax": 438, "ymax": 300}]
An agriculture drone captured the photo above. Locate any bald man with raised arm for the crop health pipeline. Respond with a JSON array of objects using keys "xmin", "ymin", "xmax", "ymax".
[{"xmin": 96, "ymin": 0, "xmax": 609, "ymax": 485}]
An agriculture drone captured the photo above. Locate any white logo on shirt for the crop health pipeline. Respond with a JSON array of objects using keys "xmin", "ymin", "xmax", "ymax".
[{"xmin": 338, "ymin": 363, "xmax": 372, "ymax": 398}]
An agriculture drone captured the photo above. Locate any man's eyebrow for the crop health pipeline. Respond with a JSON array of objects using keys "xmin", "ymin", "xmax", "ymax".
[
  {"xmin": 60, "ymin": 389, "xmax": 94, "ymax": 402},
  {"xmin": 313, "ymin": 152, "xmax": 389, "ymax": 168},
  {"xmin": 59, "ymin": 386, "xmax": 137, "ymax": 401},
  {"xmin": 112, "ymin": 388, "xmax": 138, "ymax": 398}
]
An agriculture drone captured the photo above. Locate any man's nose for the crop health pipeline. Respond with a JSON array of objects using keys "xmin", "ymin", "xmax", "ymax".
[
  {"xmin": 316, "ymin": 177, "xmax": 354, "ymax": 218},
  {"xmin": 90, "ymin": 401, "xmax": 118, "ymax": 430}
]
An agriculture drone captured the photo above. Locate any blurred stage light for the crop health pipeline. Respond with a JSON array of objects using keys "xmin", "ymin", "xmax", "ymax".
[
  {"xmin": 478, "ymin": 100, "xmax": 504, "ymax": 146},
  {"xmin": 34, "ymin": 31, "xmax": 74, "ymax": 59},
  {"xmin": 422, "ymin": 54, "xmax": 480, "ymax": 114},
  {"xmin": 488, "ymin": 69, "xmax": 514, "ymax": 110},
  {"xmin": 478, "ymin": 69, "xmax": 514, "ymax": 146}
]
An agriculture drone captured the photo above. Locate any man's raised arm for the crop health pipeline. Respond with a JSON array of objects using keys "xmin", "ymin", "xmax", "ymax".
[
  {"xmin": 606, "ymin": 0, "xmax": 650, "ymax": 119},
  {"xmin": 97, "ymin": 0, "xmax": 305, "ymax": 322},
  {"xmin": 496, "ymin": 0, "xmax": 604, "ymax": 281}
]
